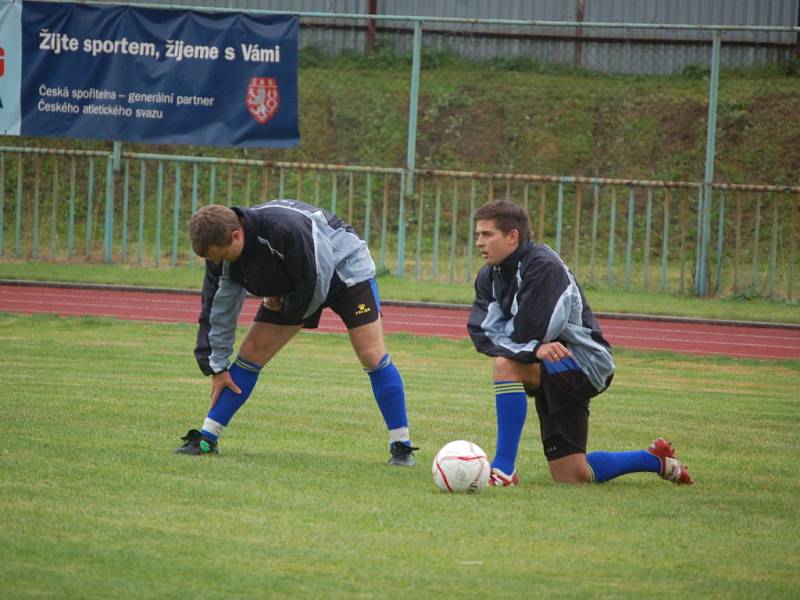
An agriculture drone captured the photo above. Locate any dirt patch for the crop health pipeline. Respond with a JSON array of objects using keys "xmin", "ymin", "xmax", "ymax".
[
  {"xmin": 658, "ymin": 99, "xmax": 707, "ymax": 156},
  {"xmin": 786, "ymin": 131, "xmax": 800, "ymax": 172},
  {"xmin": 415, "ymin": 96, "xmax": 507, "ymax": 170}
]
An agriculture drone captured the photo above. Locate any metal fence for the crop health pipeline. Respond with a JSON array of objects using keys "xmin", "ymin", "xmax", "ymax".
[
  {"xmin": 1, "ymin": 4, "xmax": 799, "ymax": 301},
  {"xmin": 2, "ymin": 146, "xmax": 797, "ymax": 301}
]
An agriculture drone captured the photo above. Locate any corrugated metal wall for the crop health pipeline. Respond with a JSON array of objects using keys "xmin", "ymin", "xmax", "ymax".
[
  {"xmin": 119, "ymin": 0, "xmax": 800, "ymax": 73},
  {"xmin": 154, "ymin": 0, "xmax": 798, "ymax": 29}
]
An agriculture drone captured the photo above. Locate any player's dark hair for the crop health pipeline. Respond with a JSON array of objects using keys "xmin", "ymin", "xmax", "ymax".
[
  {"xmin": 189, "ymin": 205, "xmax": 241, "ymax": 256},
  {"xmin": 474, "ymin": 200, "xmax": 532, "ymax": 244}
]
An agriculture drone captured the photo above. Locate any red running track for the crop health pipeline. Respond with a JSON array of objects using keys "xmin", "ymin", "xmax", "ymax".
[{"xmin": 1, "ymin": 283, "xmax": 799, "ymax": 360}]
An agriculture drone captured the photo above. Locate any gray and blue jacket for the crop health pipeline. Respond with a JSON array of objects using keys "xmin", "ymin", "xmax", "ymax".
[
  {"xmin": 467, "ymin": 240, "xmax": 615, "ymax": 392},
  {"xmin": 195, "ymin": 199, "xmax": 375, "ymax": 375}
]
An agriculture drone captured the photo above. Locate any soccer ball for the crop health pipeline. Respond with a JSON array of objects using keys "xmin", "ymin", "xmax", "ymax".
[{"xmin": 432, "ymin": 440, "xmax": 491, "ymax": 493}]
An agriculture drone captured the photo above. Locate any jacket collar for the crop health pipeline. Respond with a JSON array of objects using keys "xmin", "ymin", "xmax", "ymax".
[
  {"xmin": 232, "ymin": 206, "xmax": 259, "ymax": 256},
  {"xmin": 495, "ymin": 240, "xmax": 532, "ymax": 277}
]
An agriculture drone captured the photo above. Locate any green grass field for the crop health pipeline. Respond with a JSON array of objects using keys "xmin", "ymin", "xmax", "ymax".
[{"xmin": 1, "ymin": 313, "xmax": 799, "ymax": 597}]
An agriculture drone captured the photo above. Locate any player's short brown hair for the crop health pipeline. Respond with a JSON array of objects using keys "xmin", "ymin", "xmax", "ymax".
[
  {"xmin": 474, "ymin": 200, "xmax": 532, "ymax": 244},
  {"xmin": 189, "ymin": 205, "xmax": 241, "ymax": 256}
]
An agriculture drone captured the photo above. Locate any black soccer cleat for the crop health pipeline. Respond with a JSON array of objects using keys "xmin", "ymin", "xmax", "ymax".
[
  {"xmin": 174, "ymin": 429, "xmax": 219, "ymax": 455},
  {"xmin": 389, "ymin": 441, "xmax": 419, "ymax": 466}
]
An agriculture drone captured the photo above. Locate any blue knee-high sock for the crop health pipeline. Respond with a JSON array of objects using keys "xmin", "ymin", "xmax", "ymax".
[
  {"xmin": 492, "ymin": 381, "xmax": 527, "ymax": 475},
  {"xmin": 586, "ymin": 450, "xmax": 661, "ymax": 483},
  {"xmin": 201, "ymin": 356, "xmax": 262, "ymax": 441},
  {"xmin": 366, "ymin": 354, "xmax": 410, "ymax": 445}
]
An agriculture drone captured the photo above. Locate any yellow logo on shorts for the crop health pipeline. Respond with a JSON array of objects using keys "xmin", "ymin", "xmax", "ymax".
[{"xmin": 355, "ymin": 303, "xmax": 371, "ymax": 316}]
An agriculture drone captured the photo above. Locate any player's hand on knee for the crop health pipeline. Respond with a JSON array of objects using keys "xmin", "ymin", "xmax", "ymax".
[
  {"xmin": 536, "ymin": 341, "xmax": 572, "ymax": 362},
  {"xmin": 210, "ymin": 371, "xmax": 241, "ymax": 407}
]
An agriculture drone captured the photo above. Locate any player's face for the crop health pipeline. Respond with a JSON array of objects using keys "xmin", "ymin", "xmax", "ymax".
[
  {"xmin": 475, "ymin": 219, "xmax": 519, "ymax": 266},
  {"xmin": 203, "ymin": 228, "xmax": 245, "ymax": 265}
]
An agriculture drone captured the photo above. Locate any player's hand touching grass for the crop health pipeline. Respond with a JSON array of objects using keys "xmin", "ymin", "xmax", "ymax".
[{"xmin": 210, "ymin": 371, "xmax": 242, "ymax": 408}]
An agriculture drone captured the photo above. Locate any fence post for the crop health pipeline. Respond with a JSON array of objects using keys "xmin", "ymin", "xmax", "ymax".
[
  {"xmin": 660, "ymin": 189, "xmax": 670, "ymax": 292},
  {"xmin": 643, "ymin": 187, "xmax": 652, "ymax": 290},
  {"xmin": 697, "ymin": 31, "xmax": 721, "ymax": 296},
  {"xmin": 589, "ymin": 183, "xmax": 599, "ymax": 285},
  {"xmin": 625, "ymin": 187, "xmax": 635, "ymax": 290},
  {"xmin": 768, "ymin": 194, "xmax": 779, "ymax": 298},
  {"xmin": 790, "ymin": 192, "xmax": 797, "ymax": 302},
  {"xmin": 363, "ymin": 172, "xmax": 372, "ymax": 245},
  {"xmin": 572, "ymin": 184, "xmax": 582, "ymax": 276},
  {"xmin": 379, "ymin": 174, "xmax": 389, "ymax": 272},
  {"xmin": 112, "ymin": 141, "xmax": 122, "ymax": 172},
  {"xmin": 714, "ymin": 190, "xmax": 725, "ymax": 294},
  {"xmin": 103, "ymin": 156, "xmax": 115, "ymax": 263},
  {"xmin": 555, "ymin": 181, "xmax": 564, "ymax": 255},
  {"xmin": 396, "ymin": 170, "xmax": 405, "ymax": 276},
  {"xmin": 466, "ymin": 178, "xmax": 476, "ymax": 282},
  {"xmin": 121, "ymin": 161, "xmax": 129, "ymax": 262},
  {"xmin": 86, "ymin": 157, "xmax": 94, "ymax": 257},
  {"xmin": 138, "ymin": 161, "xmax": 146, "ymax": 265},
  {"xmin": 155, "ymin": 161, "xmax": 163, "ymax": 267},
  {"xmin": 449, "ymin": 179, "xmax": 458, "ymax": 282},
  {"xmin": 190, "ymin": 163, "xmax": 199, "ymax": 265},
  {"xmin": 607, "ymin": 187, "xmax": 616, "ymax": 288},
  {"xmin": 171, "ymin": 162, "xmax": 181, "ymax": 267},
  {"xmin": 68, "ymin": 158, "xmax": 75, "ymax": 258},
  {"xmin": 679, "ymin": 188, "xmax": 688, "ymax": 293},
  {"xmin": 752, "ymin": 195, "xmax": 762, "ymax": 289},
  {"xmin": 32, "ymin": 157, "xmax": 40, "ymax": 259},
  {"xmin": 15, "ymin": 154, "xmax": 23, "ymax": 258},
  {"xmin": 366, "ymin": 0, "xmax": 378, "ymax": 54},
  {"xmin": 574, "ymin": 0, "xmax": 585, "ymax": 68},
  {"xmin": 432, "ymin": 177, "xmax": 441, "ymax": 279},
  {"xmin": 398, "ymin": 18, "xmax": 423, "ymax": 278}
]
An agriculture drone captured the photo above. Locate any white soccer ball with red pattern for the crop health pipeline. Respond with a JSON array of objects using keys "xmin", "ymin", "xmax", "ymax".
[{"xmin": 432, "ymin": 440, "xmax": 491, "ymax": 493}]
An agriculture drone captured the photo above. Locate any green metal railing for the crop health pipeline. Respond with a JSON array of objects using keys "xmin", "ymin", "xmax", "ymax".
[{"xmin": 1, "ymin": 145, "xmax": 797, "ymax": 300}]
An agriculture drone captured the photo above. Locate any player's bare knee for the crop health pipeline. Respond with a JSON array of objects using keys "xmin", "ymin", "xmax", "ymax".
[
  {"xmin": 547, "ymin": 451, "xmax": 592, "ymax": 484},
  {"xmin": 358, "ymin": 347, "xmax": 386, "ymax": 370},
  {"xmin": 493, "ymin": 357, "xmax": 538, "ymax": 388},
  {"xmin": 493, "ymin": 357, "xmax": 521, "ymax": 381},
  {"xmin": 238, "ymin": 336, "xmax": 269, "ymax": 364}
]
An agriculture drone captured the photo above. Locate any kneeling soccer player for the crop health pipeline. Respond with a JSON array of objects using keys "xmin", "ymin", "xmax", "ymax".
[
  {"xmin": 174, "ymin": 200, "xmax": 417, "ymax": 466},
  {"xmin": 467, "ymin": 200, "xmax": 693, "ymax": 486}
]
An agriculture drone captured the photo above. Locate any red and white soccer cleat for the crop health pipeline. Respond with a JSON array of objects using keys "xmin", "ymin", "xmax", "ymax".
[
  {"xmin": 646, "ymin": 438, "xmax": 694, "ymax": 485},
  {"xmin": 488, "ymin": 467, "xmax": 520, "ymax": 487}
]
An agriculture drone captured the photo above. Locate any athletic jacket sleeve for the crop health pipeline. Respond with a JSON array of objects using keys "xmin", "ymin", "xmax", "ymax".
[
  {"xmin": 467, "ymin": 267, "xmax": 540, "ymax": 362},
  {"xmin": 266, "ymin": 210, "xmax": 334, "ymax": 321},
  {"xmin": 194, "ymin": 259, "xmax": 247, "ymax": 376},
  {"xmin": 467, "ymin": 267, "xmax": 500, "ymax": 355}
]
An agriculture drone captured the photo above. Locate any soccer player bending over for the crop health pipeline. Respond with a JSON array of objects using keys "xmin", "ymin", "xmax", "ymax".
[
  {"xmin": 175, "ymin": 200, "xmax": 417, "ymax": 466},
  {"xmin": 467, "ymin": 200, "xmax": 693, "ymax": 486}
]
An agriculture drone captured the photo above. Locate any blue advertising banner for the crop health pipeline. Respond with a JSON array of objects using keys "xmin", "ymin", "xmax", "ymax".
[{"xmin": 0, "ymin": 0, "xmax": 299, "ymax": 147}]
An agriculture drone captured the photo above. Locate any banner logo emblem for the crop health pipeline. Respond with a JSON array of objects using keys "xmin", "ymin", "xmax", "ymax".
[{"xmin": 246, "ymin": 77, "xmax": 280, "ymax": 124}]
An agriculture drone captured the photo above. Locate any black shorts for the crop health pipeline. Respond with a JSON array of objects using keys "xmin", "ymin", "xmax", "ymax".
[
  {"xmin": 528, "ymin": 357, "xmax": 611, "ymax": 461},
  {"xmin": 253, "ymin": 278, "xmax": 381, "ymax": 330}
]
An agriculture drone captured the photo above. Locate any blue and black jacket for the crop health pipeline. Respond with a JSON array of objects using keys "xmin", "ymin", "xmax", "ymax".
[
  {"xmin": 194, "ymin": 199, "xmax": 375, "ymax": 375},
  {"xmin": 467, "ymin": 240, "xmax": 615, "ymax": 392}
]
